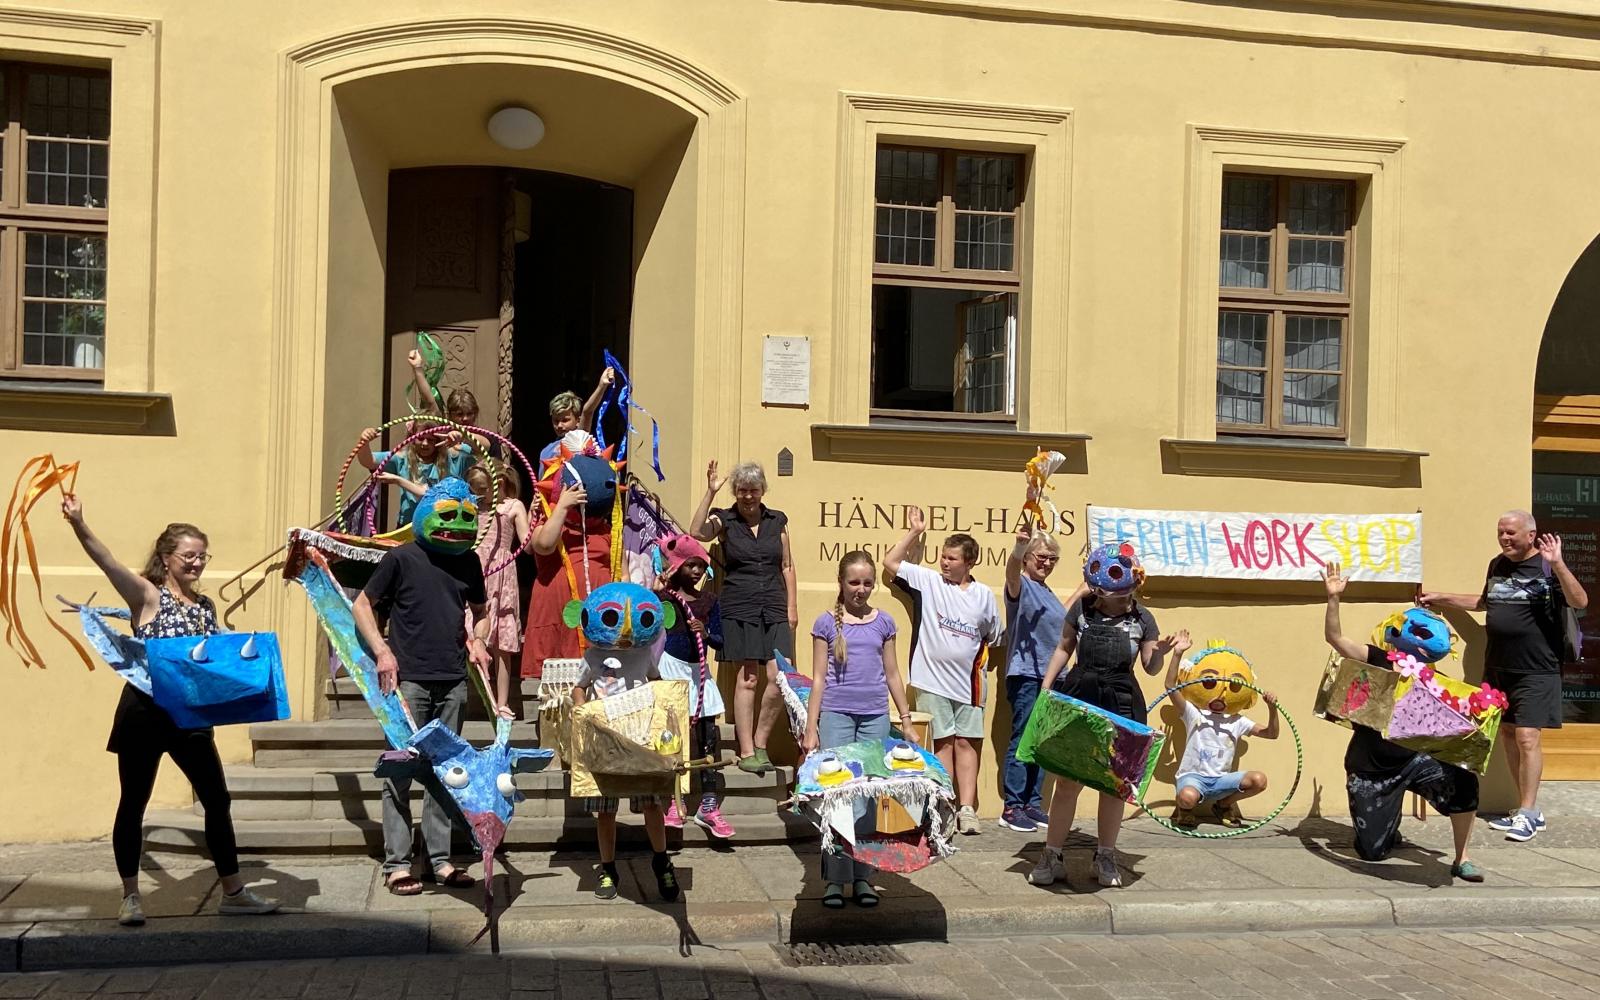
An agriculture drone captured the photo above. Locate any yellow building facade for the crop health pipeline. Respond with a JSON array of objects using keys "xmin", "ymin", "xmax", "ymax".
[{"xmin": 5, "ymin": 0, "xmax": 1600, "ymax": 842}]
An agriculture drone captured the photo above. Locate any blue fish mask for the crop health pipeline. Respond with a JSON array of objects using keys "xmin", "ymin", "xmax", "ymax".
[
  {"xmin": 1380, "ymin": 607, "xmax": 1454, "ymax": 663},
  {"xmin": 562, "ymin": 580, "xmax": 674, "ymax": 649},
  {"xmin": 1084, "ymin": 541, "xmax": 1143, "ymax": 594},
  {"xmin": 412, "ymin": 477, "xmax": 478, "ymax": 554}
]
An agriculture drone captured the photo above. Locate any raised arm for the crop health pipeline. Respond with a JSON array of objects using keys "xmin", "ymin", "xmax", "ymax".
[
  {"xmin": 374, "ymin": 470, "xmax": 428, "ymax": 499},
  {"xmin": 579, "ymin": 366, "xmax": 616, "ymax": 432},
  {"xmin": 60, "ymin": 496, "xmax": 159, "ymax": 619},
  {"xmin": 1256, "ymin": 691, "xmax": 1281, "ymax": 740},
  {"xmin": 1320, "ymin": 560, "xmax": 1370, "ymax": 660},
  {"xmin": 883, "ymin": 506, "xmax": 926, "ymax": 582},
  {"xmin": 1163, "ymin": 629, "xmax": 1193, "ymax": 689},
  {"xmin": 355, "ymin": 427, "xmax": 381, "ymax": 471},
  {"xmin": 530, "ymin": 485, "xmax": 585, "ymax": 555},
  {"xmin": 688, "ymin": 460, "xmax": 726, "ymax": 542},
  {"xmin": 1539, "ymin": 534, "xmax": 1590, "ymax": 611},
  {"xmin": 407, "ymin": 349, "xmax": 440, "ymax": 416},
  {"xmin": 1005, "ymin": 524, "xmax": 1030, "ymax": 601}
]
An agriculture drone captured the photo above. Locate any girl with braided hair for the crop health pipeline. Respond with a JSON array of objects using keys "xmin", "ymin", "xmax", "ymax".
[{"xmin": 802, "ymin": 550, "xmax": 916, "ymax": 908}]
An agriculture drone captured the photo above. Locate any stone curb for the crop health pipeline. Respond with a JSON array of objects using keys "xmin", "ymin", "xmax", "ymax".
[{"xmin": 7, "ymin": 888, "xmax": 1599, "ymax": 971}]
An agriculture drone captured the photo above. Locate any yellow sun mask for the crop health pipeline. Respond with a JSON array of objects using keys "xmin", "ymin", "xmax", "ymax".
[{"xmin": 1176, "ymin": 641, "xmax": 1258, "ymax": 714}]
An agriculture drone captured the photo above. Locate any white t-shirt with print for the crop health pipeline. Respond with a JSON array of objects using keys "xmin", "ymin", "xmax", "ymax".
[
  {"xmin": 891, "ymin": 560, "xmax": 1001, "ymax": 705},
  {"xmin": 1176, "ymin": 699, "xmax": 1257, "ymax": 778}
]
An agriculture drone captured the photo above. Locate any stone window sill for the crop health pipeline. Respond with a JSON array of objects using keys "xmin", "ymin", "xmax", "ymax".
[
  {"xmin": 1161, "ymin": 437, "xmax": 1426, "ymax": 487},
  {"xmin": 0, "ymin": 382, "xmax": 173, "ymax": 434},
  {"xmin": 812, "ymin": 422, "xmax": 1090, "ymax": 473}
]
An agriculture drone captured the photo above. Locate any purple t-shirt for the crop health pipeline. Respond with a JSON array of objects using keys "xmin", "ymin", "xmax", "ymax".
[{"xmin": 811, "ymin": 609, "xmax": 898, "ymax": 716}]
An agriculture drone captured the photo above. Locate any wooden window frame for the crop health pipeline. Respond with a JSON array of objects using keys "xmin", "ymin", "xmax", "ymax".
[
  {"xmin": 870, "ymin": 144, "xmax": 1025, "ymax": 420},
  {"xmin": 0, "ymin": 61, "xmax": 110, "ymax": 382},
  {"xmin": 1216, "ymin": 172, "xmax": 1354, "ymax": 439}
]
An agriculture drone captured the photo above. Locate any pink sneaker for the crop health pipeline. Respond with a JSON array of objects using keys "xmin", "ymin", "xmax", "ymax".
[
  {"xmin": 664, "ymin": 799, "xmax": 684, "ymax": 829},
  {"xmin": 693, "ymin": 805, "xmax": 736, "ymax": 840}
]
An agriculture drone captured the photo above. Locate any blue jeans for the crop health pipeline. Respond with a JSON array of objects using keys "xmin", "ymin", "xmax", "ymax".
[
  {"xmin": 817, "ymin": 710, "xmax": 890, "ymax": 884},
  {"xmin": 1003, "ymin": 675, "xmax": 1044, "ymax": 811}
]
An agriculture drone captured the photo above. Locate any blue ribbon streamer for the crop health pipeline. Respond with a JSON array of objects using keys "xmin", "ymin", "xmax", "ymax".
[{"xmin": 595, "ymin": 349, "xmax": 665, "ymax": 482}]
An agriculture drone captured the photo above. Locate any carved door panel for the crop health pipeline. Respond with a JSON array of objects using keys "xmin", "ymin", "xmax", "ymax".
[{"xmin": 385, "ymin": 168, "xmax": 505, "ymax": 436}]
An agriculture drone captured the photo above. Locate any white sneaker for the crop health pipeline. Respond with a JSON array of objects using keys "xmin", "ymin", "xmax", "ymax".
[
  {"xmin": 1505, "ymin": 813, "xmax": 1539, "ymax": 843},
  {"xmin": 217, "ymin": 886, "xmax": 280, "ymax": 916},
  {"xmin": 1027, "ymin": 846, "xmax": 1064, "ymax": 886},
  {"xmin": 1094, "ymin": 848, "xmax": 1123, "ymax": 888},
  {"xmin": 957, "ymin": 805, "xmax": 982, "ymax": 835},
  {"xmin": 118, "ymin": 892, "xmax": 145, "ymax": 927}
]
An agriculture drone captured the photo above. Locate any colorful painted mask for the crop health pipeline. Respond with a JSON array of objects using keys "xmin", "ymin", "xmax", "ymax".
[
  {"xmin": 563, "ymin": 580, "xmax": 674, "ymax": 649},
  {"xmin": 1376, "ymin": 607, "xmax": 1454, "ymax": 664},
  {"xmin": 537, "ymin": 431, "xmax": 624, "ymax": 518},
  {"xmin": 411, "ymin": 477, "xmax": 478, "ymax": 554},
  {"xmin": 1084, "ymin": 541, "xmax": 1143, "ymax": 594},
  {"xmin": 1177, "ymin": 642, "xmax": 1258, "ymax": 714}
]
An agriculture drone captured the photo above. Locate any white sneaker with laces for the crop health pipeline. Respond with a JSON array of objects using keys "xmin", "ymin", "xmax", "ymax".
[
  {"xmin": 217, "ymin": 886, "xmax": 280, "ymax": 916},
  {"xmin": 1094, "ymin": 848, "xmax": 1123, "ymax": 888},
  {"xmin": 957, "ymin": 805, "xmax": 982, "ymax": 835},
  {"xmin": 118, "ymin": 892, "xmax": 145, "ymax": 927},
  {"xmin": 1505, "ymin": 813, "xmax": 1539, "ymax": 843},
  {"xmin": 1027, "ymin": 846, "xmax": 1064, "ymax": 886}
]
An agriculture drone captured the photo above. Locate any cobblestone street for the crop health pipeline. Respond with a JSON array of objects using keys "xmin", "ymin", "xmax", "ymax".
[{"xmin": 3, "ymin": 925, "xmax": 1600, "ymax": 1000}]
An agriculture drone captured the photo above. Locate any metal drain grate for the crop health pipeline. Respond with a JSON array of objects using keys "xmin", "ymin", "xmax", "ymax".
[{"xmin": 776, "ymin": 942, "xmax": 910, "ymax": 968}]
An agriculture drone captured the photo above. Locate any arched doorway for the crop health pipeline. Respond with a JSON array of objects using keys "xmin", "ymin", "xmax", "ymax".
[
  {"xmin": 261, "ymin": 20, "xmax": 747, "ymax": 712},
  {"xmin": 1531, "ymin": 234, "xmax": 1600, "ymax": 778}
]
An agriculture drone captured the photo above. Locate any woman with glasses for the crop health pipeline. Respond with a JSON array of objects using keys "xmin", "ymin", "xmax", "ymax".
[
  {"xmin": 997, "ymin": 519, "xmax": 1083, "ymax": 834},
  {"xmin": 61, "ymin": 497, "xmax": 278, "ymax": 926}
]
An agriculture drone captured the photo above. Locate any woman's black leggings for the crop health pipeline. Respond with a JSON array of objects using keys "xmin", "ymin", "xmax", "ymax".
[{"xmin": 113, "ymin": 734, "xmax": 239, "ymax": 880}]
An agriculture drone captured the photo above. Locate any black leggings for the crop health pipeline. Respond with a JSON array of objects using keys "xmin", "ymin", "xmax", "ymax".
[{"xmin": 113, "ymin": 734, "xmax": 239, "ymax": 880}]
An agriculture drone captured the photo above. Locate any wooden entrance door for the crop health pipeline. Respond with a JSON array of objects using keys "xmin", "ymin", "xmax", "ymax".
[
  {"xmin": 384, "ymin": 168, "xmax": 505, "ymax": 436},
  {"xmin": 1532, "ymin": 394, "xmax": 1600, "ymax": 779}
]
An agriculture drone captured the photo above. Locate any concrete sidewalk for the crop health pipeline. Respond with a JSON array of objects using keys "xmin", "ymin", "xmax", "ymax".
[{"xmin": 3, "ymin": 815, "xmax": 1600, "ymax": 972}]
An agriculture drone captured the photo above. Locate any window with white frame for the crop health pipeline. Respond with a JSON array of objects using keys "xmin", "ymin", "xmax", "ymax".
[{"xmin": 870, "ymin": 145, "xmax": 1023, "ymax": 418}]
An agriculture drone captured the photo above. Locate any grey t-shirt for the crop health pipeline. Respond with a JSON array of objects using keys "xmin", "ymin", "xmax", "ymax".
[{"xmin": 576, "ymin": 645, "xmax": 660, "ymax": 700}]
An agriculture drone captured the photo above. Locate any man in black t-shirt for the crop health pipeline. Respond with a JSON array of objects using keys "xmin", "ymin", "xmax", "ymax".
[
  {"xmin": 1321, "ymin": 562, "xmax": 1482, "ymax": 882},
  {"xmin": 1420, "ymin": 510, "xmax": 1588, "ymax": 843},
  {"xmin": 353, "ymin": 478, "xmax": 493, "ymax": 897}
]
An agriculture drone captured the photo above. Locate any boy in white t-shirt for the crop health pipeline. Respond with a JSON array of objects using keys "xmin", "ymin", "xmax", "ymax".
[
  {"xmin": 884, "ymin": 506, "xmax": 1001, "ymax": 835},
  {"xmin": 1163, "ymin": 635, "xmax": 1280, "ymax": 828}
]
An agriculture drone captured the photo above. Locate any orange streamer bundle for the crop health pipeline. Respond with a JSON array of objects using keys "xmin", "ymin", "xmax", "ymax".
[{"xmin": 1, "ymin": 454, "xmax": 94, "ymax": 669}]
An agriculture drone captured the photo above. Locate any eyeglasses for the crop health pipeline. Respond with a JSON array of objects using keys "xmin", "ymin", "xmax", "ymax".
[
  {"xmin": 1030, "ymin": 554, "xmax": 1060, "ymax": 564},
  {"xmin": 175, "ymin": 553, "xmax": 212, "ymax": 566}
]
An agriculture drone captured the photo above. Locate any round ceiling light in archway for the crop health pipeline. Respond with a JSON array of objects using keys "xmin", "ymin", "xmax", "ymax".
[{"xmin": 487, "ymin": 106, "xmax": 546, "ymax": 150}]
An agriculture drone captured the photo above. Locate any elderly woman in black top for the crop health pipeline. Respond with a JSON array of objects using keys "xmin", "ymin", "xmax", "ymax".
[{"xmin": 690, "ymin": 460, "xmax": 797, "ymax": 774}]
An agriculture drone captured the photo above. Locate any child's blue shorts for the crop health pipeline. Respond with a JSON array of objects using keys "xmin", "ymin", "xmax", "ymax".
[{"xmin": 1175, "ymin": 771, "xmax": 1247, "ymax": 802}]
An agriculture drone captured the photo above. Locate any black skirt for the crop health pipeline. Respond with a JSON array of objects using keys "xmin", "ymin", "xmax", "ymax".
[{"xmin": 106, "ymin": 684, "xmax": 213, "ymax": 754}]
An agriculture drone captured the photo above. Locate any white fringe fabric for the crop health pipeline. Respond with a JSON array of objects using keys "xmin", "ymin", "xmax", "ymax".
[
  {"xmin": 536, "ymin": 658, "xmax": 584, "ymax": 710},
  {"xmin": 287, "ymin": 528, "xmax": 387, "ymax": 563},
  {"xmin": 799, "ymin": 777, "xmax": 958, "ymax": 859},
  {"xmin": 777, "ymin": 671, "xmax": 809, "ymax": 742}
]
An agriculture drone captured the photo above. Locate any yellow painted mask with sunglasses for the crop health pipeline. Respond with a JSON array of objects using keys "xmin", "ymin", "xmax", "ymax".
[{"xmin": 1176, "ymin": 640, "xmax": 1259, "ymax": 715}]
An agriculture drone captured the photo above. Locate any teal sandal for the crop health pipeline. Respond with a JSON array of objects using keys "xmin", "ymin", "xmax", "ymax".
[
  {"xmin": 852, "ymin": 879, "xmax": 879, "ymax": 907},
  {"xmin": 822, "ymin": 882, "xmax": 846, "ymax": 908}
]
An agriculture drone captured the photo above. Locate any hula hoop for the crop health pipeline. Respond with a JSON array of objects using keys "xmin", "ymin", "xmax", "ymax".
[
  {"xmin": 1135, "ymin": 676, "xmax": 1303, "ymax": 839},
  {"xmin": 334, "ymin": 415, "xmax": 540, "ymax": 574}
]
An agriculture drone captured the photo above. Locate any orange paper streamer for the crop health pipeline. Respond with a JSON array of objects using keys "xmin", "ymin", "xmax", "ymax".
[{"xmin": 1, "ymin": 454, "xmax": 94, "ymax": 669}]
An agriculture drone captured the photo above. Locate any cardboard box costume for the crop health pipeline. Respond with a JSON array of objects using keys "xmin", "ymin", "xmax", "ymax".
[
  {"xmin": 792, "ymin": 737, "xmax": 958, "ymax": 874},
  {"xmin": 1017, "ymin": 689, "xmax": 1165, "ymax": 803},
  {"xmin": 1314, "ymin": 651, "xmax": 1505, "ymax": 774}
]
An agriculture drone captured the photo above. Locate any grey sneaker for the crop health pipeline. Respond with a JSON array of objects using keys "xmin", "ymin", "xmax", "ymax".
[
  {"xmin": 1027, "ymin": 846, "xmax": 1064, "ymax": 886},
  {"xmin": 217, "ymin": 886, "xmax": 280, "ymax": 916},
  {"xmin": 957, "ymin": 805, "xmax": 981, "ymax": 835},
  {"xmin": 1094, "ymin": 848, "xmax": 1123, "ymax": 888},
  {"xmin": 117, "ymin": 892, "xmax": 145, "ymax": 927},
  {"xmin": 1505, "ymin": 813, "xmax": 1538, "ymax": 843}
]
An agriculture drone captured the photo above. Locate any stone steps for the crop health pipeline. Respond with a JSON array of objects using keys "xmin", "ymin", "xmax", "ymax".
[
  {"xmin": 207, "ymin": 763, "xmax": 794, "ymax": 821},
  {"xmin": 143, "ymin": 809, "xmax": 817, "ymax": 854}
]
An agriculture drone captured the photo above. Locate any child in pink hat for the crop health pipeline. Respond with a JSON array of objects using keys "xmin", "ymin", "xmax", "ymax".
[{"xmin": 653, "ymin": 533, "xmax": 735, "ymax": 839}]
